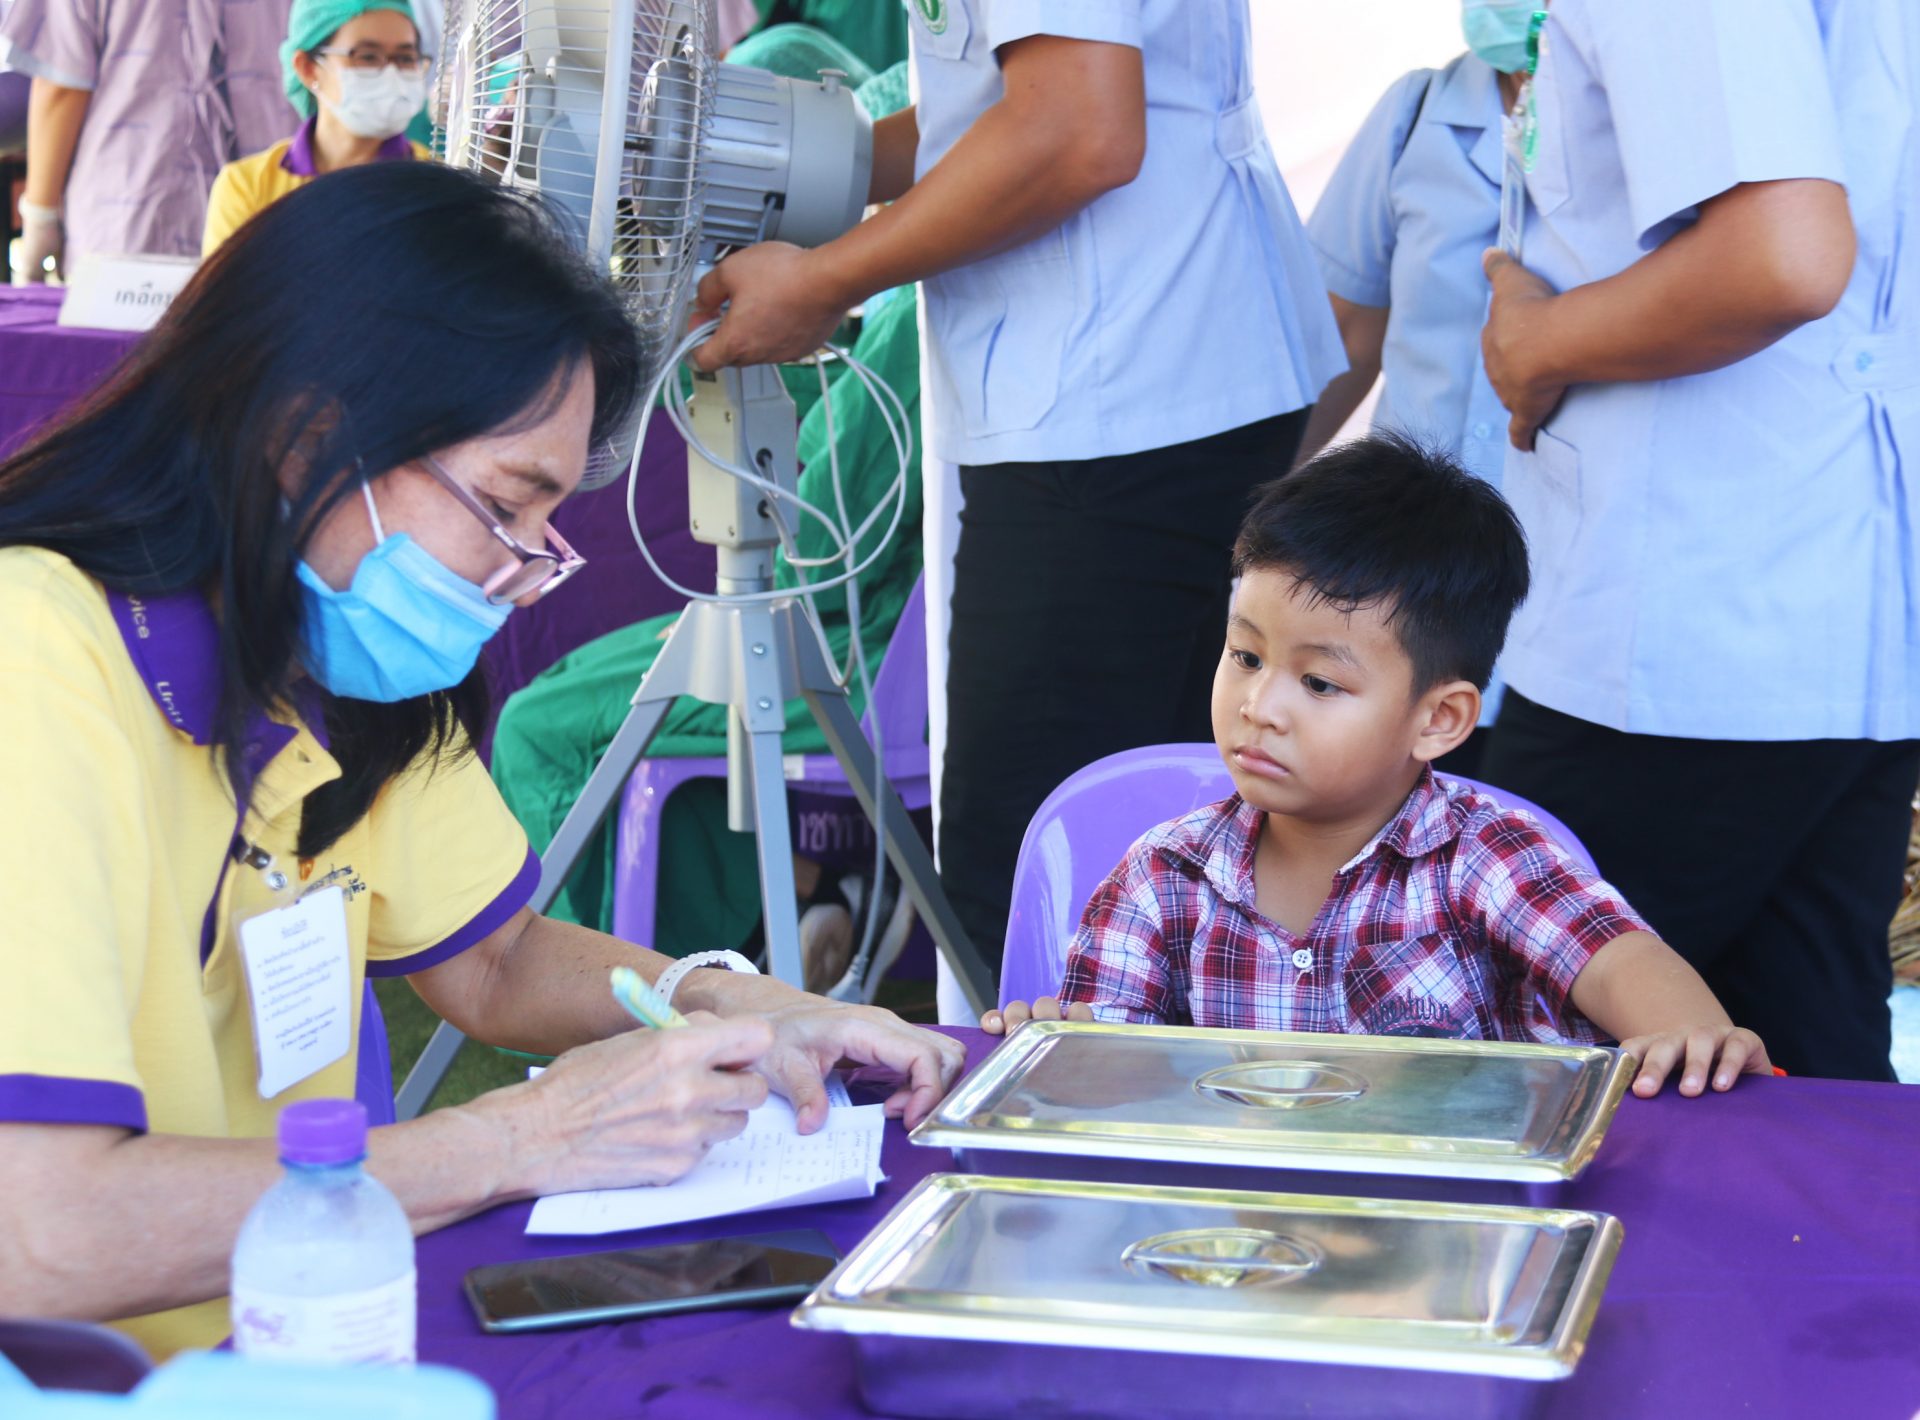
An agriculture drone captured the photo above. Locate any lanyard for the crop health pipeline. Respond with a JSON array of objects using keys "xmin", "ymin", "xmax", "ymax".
[
  {"xmin": 1498, "ymin": 10, "xmax": 1552, "ymax": 260},
  {"xmin": 1517, "ymin": 9, "xmax": 1549, "ymax": 172}
]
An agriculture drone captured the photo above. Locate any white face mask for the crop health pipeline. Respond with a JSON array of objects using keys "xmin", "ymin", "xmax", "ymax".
[{"xmin": 322, "ymin": 64, "xmax": 428, "ymax": 140}]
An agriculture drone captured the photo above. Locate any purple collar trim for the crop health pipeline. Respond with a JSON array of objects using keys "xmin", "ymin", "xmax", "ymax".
[
  {"xmin": 281, "ymin": 116, "xmax": 416, "ymax": 178},
  {"xmin": 107, "ymin": 589, "xmax": 223, "ymax": 744},
  {"xmin": 105, "ymin": 585, "xmax": 332, "ymax": 965},
  {"xmin": 104, "ymin": 586, "xmax": 330, "ymax": 762}
]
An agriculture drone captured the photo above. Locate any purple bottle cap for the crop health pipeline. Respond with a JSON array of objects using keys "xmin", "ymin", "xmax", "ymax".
[{"xmin": 277, "ymin": 1099, "xmax": 369, "ymax": 1166}]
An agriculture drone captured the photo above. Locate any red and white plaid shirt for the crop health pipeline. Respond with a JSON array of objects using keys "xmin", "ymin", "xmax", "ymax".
[{"xmin": 1057, "ymin": 770, "xmax": 1650, "ymax": 1044}]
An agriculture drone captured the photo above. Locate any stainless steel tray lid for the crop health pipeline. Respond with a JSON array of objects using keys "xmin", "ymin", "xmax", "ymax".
[
  {"xmin": 911, "ymin": 1022, "xmax": 1635, "ymax": 1182},
  {"xmin": 793, "ymin": 1174, "xmax": 1622, "ymax": 1381}
]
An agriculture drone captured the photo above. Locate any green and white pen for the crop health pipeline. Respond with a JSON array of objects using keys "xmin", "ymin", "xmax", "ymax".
[{"xmin": 610, "ymin": 965, "xmax": 689, "ymax": 1030}]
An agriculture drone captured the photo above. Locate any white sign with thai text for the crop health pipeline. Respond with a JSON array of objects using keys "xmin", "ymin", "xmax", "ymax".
[{"xmin": 58, "ymin": 253, "xmax": 199, "ymax": 332}]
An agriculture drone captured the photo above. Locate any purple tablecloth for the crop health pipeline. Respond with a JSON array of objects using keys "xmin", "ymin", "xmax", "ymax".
[
  {"xmin": 415, "ymin": 1029, "xmax": 1920, "ymax": 1420},
  {"xmin": 0, "ymin": 287, "xmax": 142, "ymax": 458}
]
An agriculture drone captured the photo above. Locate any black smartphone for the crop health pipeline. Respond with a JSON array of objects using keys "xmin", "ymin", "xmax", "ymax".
[{"xmin": 463, "ymin": 1229, "xmax": 842, "ymax": 1334}]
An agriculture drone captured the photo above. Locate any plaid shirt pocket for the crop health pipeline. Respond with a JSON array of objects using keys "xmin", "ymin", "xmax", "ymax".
[{"xmin": 1342, "ymin": 931, "xmax": 1498, "ymax": 1039}]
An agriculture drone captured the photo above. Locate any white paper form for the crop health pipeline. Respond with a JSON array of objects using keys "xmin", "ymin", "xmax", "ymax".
[{"xmin": 526, "ymin": 1076, "xmax": 887, "ymax": 1236}]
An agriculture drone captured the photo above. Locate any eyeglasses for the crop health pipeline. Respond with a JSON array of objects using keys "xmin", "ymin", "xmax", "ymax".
[
  {"xmin": 314, "ymin": 45, "xmax": 432, "ymax": 75},
  {"xmin": 420, "ymin": 455, "xmax": 585, "ymax": 604}
]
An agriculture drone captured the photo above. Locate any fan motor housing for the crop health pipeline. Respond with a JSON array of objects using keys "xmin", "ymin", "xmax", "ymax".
[{"xmin": 702, "ymin": 65, "xmax": 875, "ymax": 251}]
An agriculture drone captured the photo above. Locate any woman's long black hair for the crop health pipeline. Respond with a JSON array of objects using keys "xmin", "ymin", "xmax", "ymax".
[{"xmin": 0, "ymin": 162, "xmax": 642, "ymax": 856}]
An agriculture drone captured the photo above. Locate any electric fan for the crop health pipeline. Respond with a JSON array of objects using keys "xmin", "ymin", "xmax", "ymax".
[
  {"xmin": 437, "ymin": 0, "xmax": 872, "ymax": 424},
  {"xmin": 399, "ymin": 0, "xmax": 991, "ymax": 1118}
]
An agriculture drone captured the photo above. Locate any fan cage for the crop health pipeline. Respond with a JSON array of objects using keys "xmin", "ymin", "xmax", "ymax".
[{"xmin": 435, "ymin": 0, "xmax": 717, "ymax": 400}]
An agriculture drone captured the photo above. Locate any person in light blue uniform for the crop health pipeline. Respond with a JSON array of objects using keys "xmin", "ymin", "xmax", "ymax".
[
  {"xmin": 1299, "ymin": 33, "xmax": 1522, "ymax": 773},
  {"xmin": 684, "ymin": 0, "xmax": 1346, "ymax": 978},
  {"xmin": 1474, "ymin": 0, "xmax": 1920, "ymax": 1080}
]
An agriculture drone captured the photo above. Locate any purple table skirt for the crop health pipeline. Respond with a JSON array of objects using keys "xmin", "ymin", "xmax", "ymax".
[{"xmin": 415, "ymin": 1029, "xmax": 1920, "ymax": 1420}]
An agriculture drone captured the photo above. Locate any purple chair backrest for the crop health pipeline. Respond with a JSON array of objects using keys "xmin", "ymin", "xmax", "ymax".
[
  {"xmin": 998, "ymin": 742, "xmax": 1598, "ymax": 1009},
  {"xmin": 0, "ymin": 1318, "xmax": 151, "ymax": 1394},
  {"xmin": 863, "ymin": 573, "xmax": 927, "ymax": 743}
]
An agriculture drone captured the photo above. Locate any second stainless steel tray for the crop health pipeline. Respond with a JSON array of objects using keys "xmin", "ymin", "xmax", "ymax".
[
  {"xmin": 912, "ymin": 1021, "xmax": 1634, "ymax": 1183},
  {"xmin": 793, "ymin": 1172, "xmax": 1623, "ymax": 1420}
]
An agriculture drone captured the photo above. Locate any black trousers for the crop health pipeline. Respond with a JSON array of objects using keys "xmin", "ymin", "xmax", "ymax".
[
  {"xmin": 939, "ymin": 410, "xmax": 1310, "ymax": 983},
  {"xmin": 1481, "ymin": 691, "xmax": 1920, "ymax": 1081}
]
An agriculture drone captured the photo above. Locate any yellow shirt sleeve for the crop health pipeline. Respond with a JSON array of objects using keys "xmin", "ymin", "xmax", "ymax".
[
  {"xmin": 202, "ymin": 159, "xmax": 256, "ymax": 258},
  {"xmin": 360, "ymin": 735, "xmax": 538, "ymax": 975},
  {"xmin": 0, "ymin": 554, "xmax": 151, "ymax": 1127}
]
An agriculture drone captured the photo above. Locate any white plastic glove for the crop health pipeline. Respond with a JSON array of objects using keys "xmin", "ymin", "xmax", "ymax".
[{"xmin": 15, "ymin": 199, "xmax": 64, "ymax": 285}]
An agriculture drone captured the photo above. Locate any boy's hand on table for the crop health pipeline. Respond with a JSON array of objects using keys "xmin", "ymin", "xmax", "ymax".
[
  {"xmin": 981, "ymin": 996, "xmax": 1095, "ymax": 1036},
  {"xmin": 1620, "ymin": 1025, "xmax": 1772, "ymax": 1098}
]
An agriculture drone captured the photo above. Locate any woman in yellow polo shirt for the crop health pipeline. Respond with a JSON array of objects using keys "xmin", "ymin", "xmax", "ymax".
[
  {"xmin": 0, "ymin": 162, "xmax": 963, "ymax": 1359},
  {"xmin": 203, "ymin": 0, "xmax": 432, "ymax": 256}
]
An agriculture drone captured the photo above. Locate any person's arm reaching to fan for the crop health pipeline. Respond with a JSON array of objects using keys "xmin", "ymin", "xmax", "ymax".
[{"xmin": 687, "ymin": 35, "xmax": 1145, "ymax": 372}]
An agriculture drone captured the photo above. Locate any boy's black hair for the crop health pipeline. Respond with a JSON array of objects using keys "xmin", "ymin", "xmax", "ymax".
[{"xmin": 1232, "ymin": 433, "xmax": 1529, "ymax": 693}]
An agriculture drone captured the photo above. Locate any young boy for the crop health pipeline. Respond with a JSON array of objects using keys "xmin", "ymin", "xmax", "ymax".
[{"xmin": 985, "ymin": 435, "xmax": 1771, "ymax": 1100}]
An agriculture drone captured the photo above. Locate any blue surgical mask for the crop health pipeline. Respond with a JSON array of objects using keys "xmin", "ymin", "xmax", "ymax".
[
  {"xmin": 1462, "ymin": 1, "xmax": 1540, "ymax": 75},
  {"xmin": 296, "ymin": 481, "xmax": 511, "ymax": 702}
]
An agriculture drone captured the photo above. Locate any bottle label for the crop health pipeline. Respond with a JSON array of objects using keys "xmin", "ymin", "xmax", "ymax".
[{"xmin": 232, "ymin": 1269, "xmax": 417, "ymax": 1365}]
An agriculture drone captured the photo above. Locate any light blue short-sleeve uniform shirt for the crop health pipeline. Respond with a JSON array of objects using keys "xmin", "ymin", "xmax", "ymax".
[
  {"xmin": 1307, "ymin": 54, "xmax": 1509, "ymax": 488},
  {"xmin": 907, "ymin": 0, "xmax": 1346, "ymax": 467},
  {"xmin": 1306, "ymin": 53, "xmax": 1512, "ymax": 724},
  {"xmin": 1502, "ymin": 0, "xmax": 1919, "ymax": 742}
]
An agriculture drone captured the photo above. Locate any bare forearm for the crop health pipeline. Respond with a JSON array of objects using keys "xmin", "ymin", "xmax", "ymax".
[
  {"xmin": 868, "ymin": 107, "xmax": 919, "ymax": 205},
  {"xmin": 25, "ymin": 79, "xmax": 89, "ymax": 208},
  {"xmin": 415, "ymin": 910, "xmax": 671, "ymax": 1054},
  {"xmin": 1293, "ymin": 297, "xmax": 1386, "ymax": 466},
  {"xmin": 1569, "ymin": 931, "xmax": 1732, "ymax": 1042},
  {"xmin": 1293, "ymin": 369, "xmax": 1370, "ymax": 467},
  {"xmin": 813, "ymin": 47, "xmax": 1143, "ymax": 308},
  {"xmin": 686, "ymin": 38, "xmax": 1141, "ymax": 370},
  {"xmin": 0, "ymin": 1106, "xmax": 523, "ymax": 1323},
  {"xmin": 411, "ymin": 909, "xmax": 817, "ymax": 1056},
  {"xmin": 1527, "ymin": 179, "xmax": 1853, "ymax": 387}
]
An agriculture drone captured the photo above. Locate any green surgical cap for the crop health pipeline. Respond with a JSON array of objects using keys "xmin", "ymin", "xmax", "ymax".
[
  {"xmin": 727, "ymin": 22, "xmax": 873, "ymax": 88},
  {"xmin": 281, "ymin": 0, "xmax": 417, "ymax": 119}
]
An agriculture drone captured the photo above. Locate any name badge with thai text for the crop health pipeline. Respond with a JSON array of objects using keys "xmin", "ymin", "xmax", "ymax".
[{"xmin": 239, "ymin": 886, "xmax": 353, "ymax": 1099}]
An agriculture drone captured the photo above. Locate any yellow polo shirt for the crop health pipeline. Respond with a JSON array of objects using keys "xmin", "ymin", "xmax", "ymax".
[
  {"xmin": 0, "ymin": 547, "xmax": 538, "ymax": 1357},
  {"xmin": 203, "ymin": 121, "xmax": 433, "ymax": 256}
]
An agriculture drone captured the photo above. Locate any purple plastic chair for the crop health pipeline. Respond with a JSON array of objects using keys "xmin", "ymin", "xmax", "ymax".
[
  {"xmin": 998, "ymin": 742, "xmax": 1599, "ymax": 1010},
  {"xmin": 0, "ymin": 1319, "xmax": 152, "ymax": 1394},
  {"xmin": 610, "ymin": 576, "xmax": 932, "ymax": 948}
]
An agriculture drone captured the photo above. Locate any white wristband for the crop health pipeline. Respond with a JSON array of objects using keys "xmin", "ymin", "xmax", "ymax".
[
  {"xmin": 654, "ymin": 949, "xmax": 760, "ymax": 1010},
  {"xmin": 17, "ymin": 199, "xmax": 61, "ymax": 228}
]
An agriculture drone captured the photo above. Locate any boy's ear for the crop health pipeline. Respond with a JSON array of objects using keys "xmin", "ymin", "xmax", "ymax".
[{"xmin": 1410, "ymin": 679, "xmax": 1481, "ymax": 763}]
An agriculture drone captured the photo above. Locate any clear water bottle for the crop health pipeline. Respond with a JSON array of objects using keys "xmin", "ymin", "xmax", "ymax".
[{"xmin": 231, "ymin": 1099, "xmax": 416, "ymax": 1365}]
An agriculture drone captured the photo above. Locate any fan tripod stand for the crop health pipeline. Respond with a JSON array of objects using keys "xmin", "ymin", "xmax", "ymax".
[{"xmin": 396, "ymin": 361, "xmax": 994, "ymax": 1120}]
